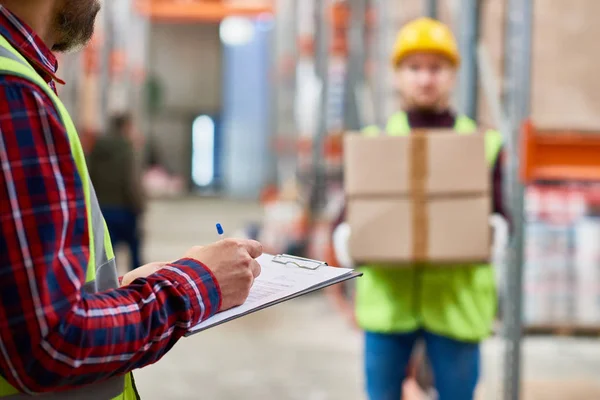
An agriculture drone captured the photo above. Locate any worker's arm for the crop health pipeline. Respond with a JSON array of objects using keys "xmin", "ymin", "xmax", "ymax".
[
  {"xmin": 491, "ymin": 148, "xmax": 511, "ymax": 230},
  {"xmin": 0, "ymin": 80, "xmax": 221, "ymax": 393},
  {"xmin": 325, "ymin": 205, "xmax": 357, "ymax": 327}
]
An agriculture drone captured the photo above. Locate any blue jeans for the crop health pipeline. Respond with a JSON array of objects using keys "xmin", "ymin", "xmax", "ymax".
[
  {"xmin": 102, "ymin": 207, "xmax": 142, "ymax": 271},
  {"xmin": 365, "ymin": 330, "xmax": 480, "ymax": 400}
]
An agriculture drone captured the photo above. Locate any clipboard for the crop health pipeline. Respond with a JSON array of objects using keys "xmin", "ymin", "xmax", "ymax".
[
  {"xmin": 271, "ymin": 254, "xmax": 328, "ymax": 269},
  {"xmin": 186, "ymin": 254, "xmax": 362, "ymax": 335}
]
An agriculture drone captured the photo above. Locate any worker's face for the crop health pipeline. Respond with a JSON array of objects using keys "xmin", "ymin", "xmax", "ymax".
[
  {"xmin": 395, "ymin": 53, "xmax": 457, "ymax": 111},
  {"xmin": 53, "ymin": 0, "xmax": 101, "ymax": 52}
]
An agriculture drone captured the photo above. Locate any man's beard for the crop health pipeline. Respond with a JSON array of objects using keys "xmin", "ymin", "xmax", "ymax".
[
  {"xmin": 401, "ymin": 95, "xmax": 448, "ymax": 113},
  {"xmin": 53, "ymin": 0, "xmax": 101, "ymax": 53}
]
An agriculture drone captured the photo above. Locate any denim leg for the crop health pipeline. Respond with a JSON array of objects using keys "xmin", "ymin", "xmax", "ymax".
[
  {"xmin": 424, "ymin": 331, "xmax": 480, "ymax": 400},
  {"xmin": 364, "ymin": 331, "xmax": 419, "ymax": 400},
  {"xmin": 124, "ymin": 211, "xmax": 142, "ymax": 270}
]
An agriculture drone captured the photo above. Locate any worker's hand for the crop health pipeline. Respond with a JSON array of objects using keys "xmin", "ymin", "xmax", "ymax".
[
  {"xmin": 332, "ymin": 223, "xmax": 354, "ymax": 269},
  {"xmin": 121, "ymin": 261, "xmax": 169, "ymax": 287},
  {"xmin": 184, "ymin": 239, "xmax": 263, "ymax": 311}
]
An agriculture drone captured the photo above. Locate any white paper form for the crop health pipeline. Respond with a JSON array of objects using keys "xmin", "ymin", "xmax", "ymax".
[{"xmin": 187, "ymin": 254, "xmax": 356, "ymax": 334}]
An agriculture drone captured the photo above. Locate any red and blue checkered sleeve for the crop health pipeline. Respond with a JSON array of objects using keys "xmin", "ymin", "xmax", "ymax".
[{"xmin": 0, "ymin": 78, "xmax": 222, "ymax": 394}]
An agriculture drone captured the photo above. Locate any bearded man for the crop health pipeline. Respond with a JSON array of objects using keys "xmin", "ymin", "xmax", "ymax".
[{"xmin": 0, "ymin": 1, "xmax": 264, "ymax": 399}]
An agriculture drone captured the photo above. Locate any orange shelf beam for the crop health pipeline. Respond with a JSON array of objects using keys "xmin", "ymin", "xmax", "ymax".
[
  {"xmin": 520, "ymin": 120, "xmax": 600, "ymax": 183},
  {"xmin": 134, "ymin": 0, "xmax": 273, "ymax": 22},
  {"xmin": 272, "ymin": 135, "xmax": 344, "ymax": 158},
  {"xmin": 297, "ymin": 4, "xmax": 375, "ymax": 58}
]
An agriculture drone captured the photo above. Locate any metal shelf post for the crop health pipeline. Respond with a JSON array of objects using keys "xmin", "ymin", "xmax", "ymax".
[
  {"xmin": 502, "ymin": 0, "xmax": 533, "ymax": 398},
  {"xmin": 309, "ymin": 0, "xmax": 330, "ymax": 216},
  {"xmin": 425, "ymin": 0, "xmax": 438, "ymax": 19},
  {"xmin": 457, "ymin": 0, "xmax": 481, "ymax": 120},
  {"xmin": 344, "ymin": 0, "xmax": 367, "ymax": 131}
]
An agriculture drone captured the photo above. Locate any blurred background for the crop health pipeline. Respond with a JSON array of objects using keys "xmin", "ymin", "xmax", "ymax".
[{"xmin": 60, "ymin": 0, "xmax": 600, "ymax": 398}]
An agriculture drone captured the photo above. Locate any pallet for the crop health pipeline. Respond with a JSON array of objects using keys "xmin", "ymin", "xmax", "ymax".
[{"xmin": 524, "ymin": 324, "xmax": 600, "ymax": 337}]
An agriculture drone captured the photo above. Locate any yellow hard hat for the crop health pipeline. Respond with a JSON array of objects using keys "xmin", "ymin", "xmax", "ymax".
[{"xmin": 391, "ymin": 17, "xmax": 460, "ymax": 67}]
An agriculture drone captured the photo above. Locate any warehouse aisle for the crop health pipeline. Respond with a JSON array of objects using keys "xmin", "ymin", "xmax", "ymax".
[{"xmin": 123, "ymin": 198, "xmax": 600, "ymax": 400}]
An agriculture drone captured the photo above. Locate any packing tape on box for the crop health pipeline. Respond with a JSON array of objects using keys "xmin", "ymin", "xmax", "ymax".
[{"xmin": 410, "ymin": 132, "xmax": 428, "ymax": 260}]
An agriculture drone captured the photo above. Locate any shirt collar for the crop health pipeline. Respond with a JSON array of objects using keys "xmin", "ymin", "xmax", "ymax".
[{"xmin": 0, "ymin": 5, "xmax": 65, "ymax": 85}]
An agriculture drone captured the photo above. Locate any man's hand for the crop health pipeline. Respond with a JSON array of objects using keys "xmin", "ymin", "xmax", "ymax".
[
  {"xmin": 119, "ymin": 239, "xmax": 263, "ymax": 311},
  {"xmin": 184, "ymin": 239, "xmax": 263, "ymax": 311},
  {"xmin": 121, "ymin": 261, "xmax": 169, "ymax": 286}
]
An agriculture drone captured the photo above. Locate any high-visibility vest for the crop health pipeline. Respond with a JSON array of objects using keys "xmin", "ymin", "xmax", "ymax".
[
  {"xmin": 362, "ymin": 111, "xmax": 502, "ymax": 164},
  {"xmin": 355, "ymin": 111, "xmax": 503, "ymax": 341},
  {"xmin": 0, "ymin": 35, "xmax": 138, "ymax": 400}
]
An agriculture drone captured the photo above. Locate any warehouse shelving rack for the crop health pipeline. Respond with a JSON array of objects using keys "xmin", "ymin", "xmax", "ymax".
[
  {"xmin": 519, "ymin": 121, "xmax": 600, "ymax": 337},
  {"xmin": 263, "ymin": 0, "xmax": 374, "ymax": 264},
  {"xmin": 520, "ymin": 122, "xmax": 600, "ymax": 184}
]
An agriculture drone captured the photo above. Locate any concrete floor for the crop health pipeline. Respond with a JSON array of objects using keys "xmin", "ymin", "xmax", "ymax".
[{"xmin": 117, "ymin": 198, "xmax": 600, "ymax": 400}]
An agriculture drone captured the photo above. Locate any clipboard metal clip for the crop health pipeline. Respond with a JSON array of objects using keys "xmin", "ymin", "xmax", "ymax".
[{"xmin": 272, "ymin": 254, "xmax": 328, "ymax": 270}]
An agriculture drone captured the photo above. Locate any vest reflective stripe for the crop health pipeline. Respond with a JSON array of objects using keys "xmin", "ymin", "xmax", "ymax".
[
  {"xmin": 0, "ymin": 37, "xmax": 133, "ymax": 399},
  {"xmin": 89, "ymin": 185, "xmax": 119, "ymax": 293},
  {"xmin": 362, "ymin": 111, "xmax": 503, "ymax": 165}
]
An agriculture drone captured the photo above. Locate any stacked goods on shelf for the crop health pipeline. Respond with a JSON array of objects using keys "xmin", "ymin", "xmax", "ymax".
[
  {"xmin": 294, "ymin": 135, "xmax": 344, "ymax": 183},
  {"xmin": 263, "ymin": 2, "xmax": 373, "ymax": 264},
  {"xmin": 524, "ymin": 182, "xmax": 600, "ymax": 327},
  {"xmin": 524, "ymin": 184, "xmax": 574, "ymax": 325},
  {"xmin": 573, "ymin": 186, "xmax": 600, "ymax": 325},
  {"xmin": 326, "ymin": 59, "xmax": 346, "ymax": 134}
]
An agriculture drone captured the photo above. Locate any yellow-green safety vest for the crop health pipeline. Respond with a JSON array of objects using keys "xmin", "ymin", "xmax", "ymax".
[
  {"xmin": 356, "ymin": 112, "xmax": 503, "ymax": 342},
  {"xmin": 0, "ymin": 36, "xmax": 139, "ymax": 400}
]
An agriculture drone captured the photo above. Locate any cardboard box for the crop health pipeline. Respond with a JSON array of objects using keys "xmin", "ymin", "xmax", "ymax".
[{"xmin": 344, "ymin": 131, "xmax": 492, "ymax": 265}]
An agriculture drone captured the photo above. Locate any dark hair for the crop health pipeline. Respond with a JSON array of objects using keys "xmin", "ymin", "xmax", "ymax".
[{"xmin": 110, "ymin": 113, "xmax": 132, "ymax": 136}]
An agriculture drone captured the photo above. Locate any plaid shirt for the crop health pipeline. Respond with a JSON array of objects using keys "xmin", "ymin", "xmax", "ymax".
[{"xmin": 0, "ymin": 6, "xmax": 221, "ymax": 394}]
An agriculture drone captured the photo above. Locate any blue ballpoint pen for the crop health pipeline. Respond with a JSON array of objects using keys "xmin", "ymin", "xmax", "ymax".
[{"xmin": 216, "ymin": 223, "xmax": 224, "ymax": 239}]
